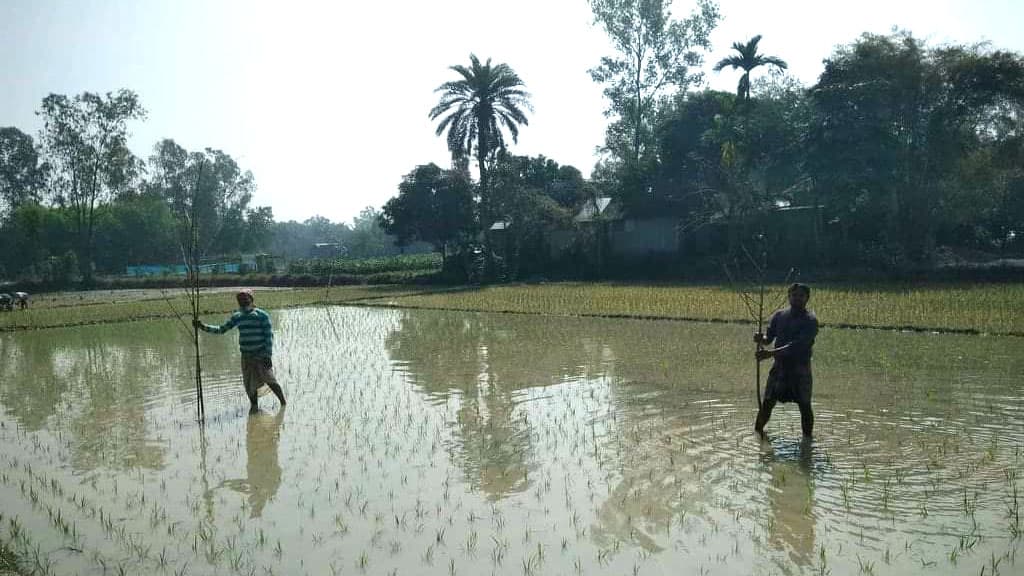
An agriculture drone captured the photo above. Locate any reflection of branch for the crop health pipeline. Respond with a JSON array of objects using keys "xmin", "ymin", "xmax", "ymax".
[
  {"xmin": 323, "ymin": 260, "xmax": 342, "ymax": 341},
  {"xmin": 199, "ymin": 423, "xmax": 213, "ymax": 524}
]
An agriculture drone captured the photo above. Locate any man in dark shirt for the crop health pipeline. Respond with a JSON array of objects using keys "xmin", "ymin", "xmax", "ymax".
[{"xmin": 754, "ymin": 283, "xmax": 818, "ymax": 437}]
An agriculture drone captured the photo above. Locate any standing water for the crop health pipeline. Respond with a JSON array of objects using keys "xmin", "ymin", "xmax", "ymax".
[{"xmin": 0, "ymin": 306, "xmax": 1021, "ymax": 575}]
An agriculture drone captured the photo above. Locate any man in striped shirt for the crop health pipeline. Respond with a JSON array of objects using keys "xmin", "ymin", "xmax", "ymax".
[{"xmin": 196, "ymin": 289, "xmax": 286, "ymax": 412}]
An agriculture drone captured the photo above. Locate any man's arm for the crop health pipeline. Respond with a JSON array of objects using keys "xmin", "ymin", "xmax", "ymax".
[
  {"xmin": 261, "ymin": 312, "xmax": 274, "ymax": 356},
  {"xmin": 195, "ymin": 314, "xmax": 239, "ymax": 334}
]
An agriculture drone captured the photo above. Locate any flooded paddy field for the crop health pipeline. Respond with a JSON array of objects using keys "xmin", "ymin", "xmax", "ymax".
[{"xmin": 0, "ymin": 306, "xmax": 1021, "ymax": 575}]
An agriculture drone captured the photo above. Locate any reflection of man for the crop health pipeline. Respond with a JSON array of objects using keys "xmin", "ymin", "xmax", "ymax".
[
  {"xmin": 763, "ymin": 439, "xmax": 816, "ymax": 567},
  {"xmin": 223, "ymin": 408, "xmax": 285, "ymax": 518},
  {"xmin": 754, "ymin": 283, "xmax": 818, "ymax": 437}
]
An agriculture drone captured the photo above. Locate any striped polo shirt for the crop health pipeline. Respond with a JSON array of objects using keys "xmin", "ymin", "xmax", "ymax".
[{"xmin": 201, "ymin": 307, "xmax": 274, "ymax": 357}]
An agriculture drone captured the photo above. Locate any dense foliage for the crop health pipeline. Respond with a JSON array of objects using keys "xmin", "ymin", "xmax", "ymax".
[
  {"xmin": 0, "ymin": 94, "xmax": 411, "ymax": 284},
  {"xmin": 287, "ymin": 253, "xmax": 442, "ymax": 276},
  {"xmin": 384, "ymin": 14, "xmax": 1024, "ymax": 282}
]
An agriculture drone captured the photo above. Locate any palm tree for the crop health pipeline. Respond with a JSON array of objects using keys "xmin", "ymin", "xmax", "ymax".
[
  {"xmin": 713, "ymin": 35, "xmax": 788, "ymax": 101},
  {"xmin": 429, "ymin": 54, "xmax": 531, "ymax": 197}
]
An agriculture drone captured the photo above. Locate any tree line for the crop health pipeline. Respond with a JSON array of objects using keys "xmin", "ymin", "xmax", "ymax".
[
  {"xmin": 381, "ymin": 0, "xmax": 1024, "ymax": 279},
  {"xmin": 0, "ymin": 92, "xmax": 404, "ymax": 284},
  {"xmin": 3, "ymin": 0, "xmax": 1022, "ymax": 285}
]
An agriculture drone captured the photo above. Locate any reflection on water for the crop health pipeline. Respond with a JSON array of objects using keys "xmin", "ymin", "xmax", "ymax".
[
  {"xmin": 762, "ymin": 438, "xmax": 817, "ymax": 569},
  {"xmin": 221, "ymin": 408, "xmax": 285, "ymax": 518},
  {"xmin": 0, "ymin": 306, "xmax": 1022, "ymax": 575}
]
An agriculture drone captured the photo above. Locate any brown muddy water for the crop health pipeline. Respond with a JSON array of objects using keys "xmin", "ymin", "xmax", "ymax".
[{"xmin": 0, "ymin": 306, "xmax": 1021, "ymax": 576}]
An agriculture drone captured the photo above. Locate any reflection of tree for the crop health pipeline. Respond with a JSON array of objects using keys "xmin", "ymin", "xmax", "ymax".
[
  {"xmin": 0, "ymin": 331, "xmax": 70, "ymax": 430},
  {"xmin": 761, "ymin": 438, "xmax": 816, "ymax": 568},
  {"xmin": 386, "ymin": 311, "xmax": 531, "ymax": 498},
  {"xmin": 0, "ymin": 320, "xmax": 238, "ymax": 473},
  {"xmin": 386, "ymin": 310, "xmax": 612, "ymax": 499},
  {"xmin": 222, "ymin": 408, "xmax": 285, "ymax": 518}
]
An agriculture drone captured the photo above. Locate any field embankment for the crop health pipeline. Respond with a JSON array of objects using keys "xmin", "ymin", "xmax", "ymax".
[{"xmin": 0, "ymin": 285, "xmax": 432, "ymax": 332}]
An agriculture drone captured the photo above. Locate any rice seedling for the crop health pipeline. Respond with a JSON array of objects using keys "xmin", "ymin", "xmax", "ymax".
[{"xmin": 3, "ymin": 303, "xmax": 1024, "ymax": 576}]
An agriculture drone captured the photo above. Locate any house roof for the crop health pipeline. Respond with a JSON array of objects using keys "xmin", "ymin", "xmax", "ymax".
[{"xmin": 574, "ymin": 197, "xmax": 621, "ymax": 222}]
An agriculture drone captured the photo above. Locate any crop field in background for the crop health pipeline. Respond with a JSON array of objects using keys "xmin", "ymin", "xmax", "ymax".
[{"xmin": 371, "ymin": 281, "xmax": 1024, "ymax": 335}]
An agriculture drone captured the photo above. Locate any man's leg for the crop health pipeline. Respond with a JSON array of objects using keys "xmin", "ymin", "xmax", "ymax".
[
  {"xmin": 267, "ymin": 382, "xmax": 286, "ymax": 406},
  {"xmin": 754, "ymin": 398, "xmax": 777, "ymax": 434},
  {"xmin": 260, "ymin": 362, "xmax": 287, "ymax": 406},
  {"xmin": 242, "ymin": 357, "xmax": 260, "ymax": 412},
  {"xmin": 798, "ymin": 401, "xmax": 814, "ymax": 437},
  {"xmin": 797, "ymin": 367, "xmax": 814, "ymax": 437}
]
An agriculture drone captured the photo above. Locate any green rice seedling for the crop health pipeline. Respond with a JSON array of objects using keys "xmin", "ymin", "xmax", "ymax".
[
  {"xmin": 423, "ymin": 544, "xmax": 435, "ymax": 565},
  {"xmin": 1008, "ymin": 482, "xmax": 1021, "ymax": 538}
]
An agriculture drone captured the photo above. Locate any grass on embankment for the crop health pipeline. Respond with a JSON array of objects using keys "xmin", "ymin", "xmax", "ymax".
[
  {"xmin": 0, "ymin": 285, "xmax": 430, "ymax": 332},
  {"xmin": 3, "ymin": 281, "xmax": 1022, "ymax": 335},
  {"xmin": 369, "ymin": 281, "xmax": 1024, "ymax": 336}
]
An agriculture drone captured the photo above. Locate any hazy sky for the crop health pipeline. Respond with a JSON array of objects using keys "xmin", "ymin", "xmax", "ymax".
[{"xmin": 2, "ymin": 0, "xmax": 1021, "ymax": 224}]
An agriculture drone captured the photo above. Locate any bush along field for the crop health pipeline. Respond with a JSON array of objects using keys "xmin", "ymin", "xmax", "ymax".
[
  {"xmin": 287, "ymin": 253, "xmax": 442, "ymax": 277},
  {"xmin": 2, "ymin": 253, "xmax": 446, "ymax": 295}
]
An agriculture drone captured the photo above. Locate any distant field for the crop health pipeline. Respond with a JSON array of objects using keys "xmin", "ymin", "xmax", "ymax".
[
  {"xmin": 3, "ymin": 281, "xmax": 1022, "ymax": 335},
  {"xmin": 371, "ymin": 281, "xmax": 1024, "ymax": 335}
]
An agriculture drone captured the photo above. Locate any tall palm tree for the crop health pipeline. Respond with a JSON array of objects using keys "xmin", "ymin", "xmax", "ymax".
[
  {"xmin": 713, "ymin": 35, "xmax": 788, "ymax": 101},
  {"xmin": 429, "ymin": 54, "xmax": 531, "ymax": 197}
]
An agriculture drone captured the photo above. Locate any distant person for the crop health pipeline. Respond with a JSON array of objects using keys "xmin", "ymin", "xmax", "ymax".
[
  {"xmin": 195, "ymin": 289, "xmax": 286, "ymax": 412},
  {"xmin": 754, "ymin": 283, "xmax": 818, "ymax": 438},
  {"xmin": 14, "ymin": 292, "xmax": 29, "ymax": 310}
]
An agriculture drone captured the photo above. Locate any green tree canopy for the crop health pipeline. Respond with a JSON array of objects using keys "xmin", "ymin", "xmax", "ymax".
[
  {"xmin": 713, "ymin": 35, "xmax": 788, "ymax": 101},
  {"xmin": 809, "ymin": 31, "xmax": 1024, "ymax": 262},
  {"xmin": 589, "ymin": 0, "xmax": 720, "ymax": 166},
  {"xmin": 145, "ymin": 139, "xmax": 260, "ymax": 257},
  {"xmin": 37, "ymin": 90, "xmax": 146, "ymax": 280},
  {"xmin": 379, "ymin": 164, "xmax": 476, "ymax": 267},
  {"xmin": 0, "ymin": 127, "xmax": 46, "ymax": 220},
  {"xmin": 429, "ymin": 54, "xmax": 532, "ymax": 205}
]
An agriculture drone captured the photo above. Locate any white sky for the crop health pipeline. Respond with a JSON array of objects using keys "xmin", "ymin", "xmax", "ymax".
[{"xmin": 2, "ymin": 0, "xmax": 1022, "ymax": 224}]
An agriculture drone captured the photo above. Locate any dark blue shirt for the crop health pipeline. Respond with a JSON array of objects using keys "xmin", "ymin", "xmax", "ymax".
[{"xmin": 766, "ymin": 307, "xmax": 818, "ymax": 366}]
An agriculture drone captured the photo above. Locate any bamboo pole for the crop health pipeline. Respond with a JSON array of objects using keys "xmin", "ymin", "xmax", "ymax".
[
  {"xmin": 755, "ymin": 234, "xmax": 766, "ymax": 411},
  {"xmin": 190, "ymin": 160, "xmax": 206, "ymax": 422}
]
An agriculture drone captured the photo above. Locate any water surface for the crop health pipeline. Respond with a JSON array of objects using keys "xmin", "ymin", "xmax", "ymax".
[{"xmin": 0, "ymin": 307, "xmax": 1021, "ymax": 575}]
